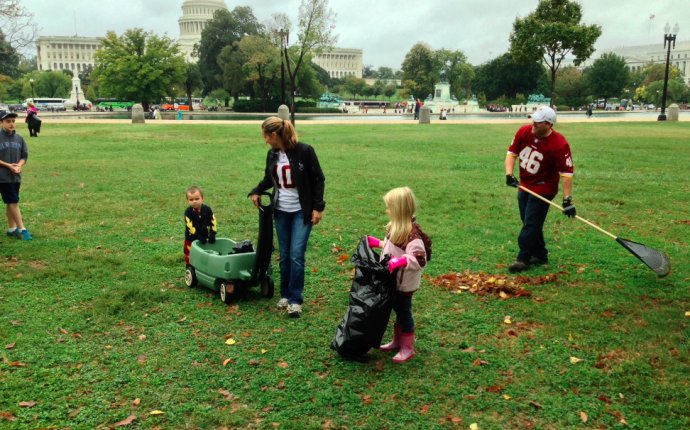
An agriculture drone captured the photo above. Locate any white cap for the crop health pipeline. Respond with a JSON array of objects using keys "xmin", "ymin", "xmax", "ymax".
[{"xmin": 530, "ymin": 106, "xmax": 557, "ymax": 124}]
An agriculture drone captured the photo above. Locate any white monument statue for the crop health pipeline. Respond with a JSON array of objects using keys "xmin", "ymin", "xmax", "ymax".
[{"xmin": 66, "ymin": 76, "xmax": 87, "ymax": 108}]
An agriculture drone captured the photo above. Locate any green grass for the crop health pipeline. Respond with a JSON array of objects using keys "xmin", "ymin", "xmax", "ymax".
[{"xmin": 1, "ymin": 121, "xmax": 688, "ymax": 429}]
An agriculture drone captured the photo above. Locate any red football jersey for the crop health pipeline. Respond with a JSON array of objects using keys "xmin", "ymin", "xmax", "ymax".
[{"xmin": 507, "ymin": 124, "xmax": 574, "ymax": 197}]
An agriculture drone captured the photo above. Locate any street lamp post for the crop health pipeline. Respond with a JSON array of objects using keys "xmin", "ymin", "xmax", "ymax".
[
  {"xmin": 277, "ymin": 29, "xmax": 289, "ymax": 105},
  {"xmin": 658, "ymin": 22, "xmax": 679, "ymax": 121},
  {"xmin": 29, "ymin": 79, "xmax": 35, "ymax": 100}
]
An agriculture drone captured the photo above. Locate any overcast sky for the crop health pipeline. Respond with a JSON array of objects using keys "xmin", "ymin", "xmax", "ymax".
[{"xmin": 25, "ymin": 0, "xmax": 690, "ymax": 68}]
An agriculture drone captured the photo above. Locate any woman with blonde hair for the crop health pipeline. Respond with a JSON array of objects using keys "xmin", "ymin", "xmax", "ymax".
[
  {"xmin": 367, "ymin": 186, "xmax": 431, "ymax": 363},
  {"xmin": 249, "ymin": 117, "xmax": 326, "ymax": 318}
]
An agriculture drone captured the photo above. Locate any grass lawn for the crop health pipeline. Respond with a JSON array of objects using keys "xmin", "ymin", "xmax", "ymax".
[{"xmin": 1, "ymin": 121, "xmax": 688, "ymax": 429}]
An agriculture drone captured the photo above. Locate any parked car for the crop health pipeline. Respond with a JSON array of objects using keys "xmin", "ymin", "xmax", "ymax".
[
  {"xmin": 0, "ymin": 103, "xmax": 9, "ymax": 111},
  {"xmin": 645, "ymin": 104, "xmax": 656, "ymax": 110}
]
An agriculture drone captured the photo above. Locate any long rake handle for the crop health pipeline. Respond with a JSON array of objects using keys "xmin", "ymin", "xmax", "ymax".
[{"xmin": 517, "ymin": 185, "xmax": 617, "ymax": 240}]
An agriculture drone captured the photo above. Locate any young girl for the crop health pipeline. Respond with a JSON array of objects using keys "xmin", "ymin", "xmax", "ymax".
[{"xmin": 368, "ymin": 187, "xmax": 430, "ymax": 363}]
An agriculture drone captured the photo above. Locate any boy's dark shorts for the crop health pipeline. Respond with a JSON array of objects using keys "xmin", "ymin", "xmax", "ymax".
[{"xmin": 0, "ymin": 182, "xmax": 21, "ymax": 204}]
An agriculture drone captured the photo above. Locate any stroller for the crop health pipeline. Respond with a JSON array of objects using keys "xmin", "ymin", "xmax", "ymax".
[{"xmin": 331, "ymin": 237, "xmax": 395, "ymax": 361}]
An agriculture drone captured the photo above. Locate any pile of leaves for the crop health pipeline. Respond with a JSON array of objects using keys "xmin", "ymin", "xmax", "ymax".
[{"xmin": 429, "ymin": 270, "xmax": 560, "ymax": 299}]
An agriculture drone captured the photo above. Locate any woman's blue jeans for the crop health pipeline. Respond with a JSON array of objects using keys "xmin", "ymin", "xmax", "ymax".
[
  {"xmin": 516, "ymin": 190, "xmax": 551, "ymax": 263},
  {"xmin": 274, "ymin": 209, "xmax": 312, "ymax": 305}
]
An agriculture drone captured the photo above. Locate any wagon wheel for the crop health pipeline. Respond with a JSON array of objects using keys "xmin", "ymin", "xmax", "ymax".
[
  {"xmin": 260, "ymin": 276, "xmax": 275, "ymax": 298},
  {"xmin": 219, "ymin": 281, "xmax": 235, "ymax": 304},
  {"xmin": 184, "ymin": 266, "xmax": 197, "ymax": 287}
]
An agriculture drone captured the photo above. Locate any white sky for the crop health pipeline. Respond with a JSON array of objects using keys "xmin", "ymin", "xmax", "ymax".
[{"xmin": 24, "ymin": 0, "xmax": 690, "ymax": 68}]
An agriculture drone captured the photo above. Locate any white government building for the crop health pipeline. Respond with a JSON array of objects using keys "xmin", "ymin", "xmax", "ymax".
[{"xmin": 35, "ymin": 0, "xmax": 363, "ymax": 80}]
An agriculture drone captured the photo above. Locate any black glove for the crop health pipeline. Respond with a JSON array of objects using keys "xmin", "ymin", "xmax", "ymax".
[
  {"xmin": 208, "ymin": 235, "xmax": 216, "ymax": 244},
  {"xmin": 562, "ymin": 196, "xmax": 576, "ymax": 217},
  {"xmin": 506, "ymin": 174, "xmax": 520, "ymax": 188}
]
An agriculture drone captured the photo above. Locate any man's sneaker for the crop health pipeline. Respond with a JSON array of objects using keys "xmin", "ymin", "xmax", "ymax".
[
  {"xmin": 276, "ymin": 298, "xmax": 289, "ymax": 309},
  {"xmin": 20, "ymin": 229, "xmax": 32, "ymax": 241},
  {"xmin": 529, "ymin": 256, "xmax": 549, "ymax": 266},
  {"xmin": 6, "ymin": 229, "xmax": 18, "ymax": 238},
  {"xmin": 508, "ymin": 260, "xmax": 530, "ymax": 273},
  {"xmin": 287, "ymin": 303, "xmax": 302, "ymax": 318}
]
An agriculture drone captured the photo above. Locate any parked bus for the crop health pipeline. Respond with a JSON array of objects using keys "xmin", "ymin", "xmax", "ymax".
[
  {"xmin": 95, "ymin": 98, "xmax": 135, "ymax": 111},
  {"xmin": 161, "ymin": 97, "xmax": 203, "ymax": 111},
  {"xmin": 24, "ymin": 98, "xmax": 67, "ymax": 111}
]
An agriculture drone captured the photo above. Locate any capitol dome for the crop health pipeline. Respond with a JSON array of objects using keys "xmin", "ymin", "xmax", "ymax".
[{"xmin": 178, "ymin": 0, "xmax": 228, "ymax": 60}]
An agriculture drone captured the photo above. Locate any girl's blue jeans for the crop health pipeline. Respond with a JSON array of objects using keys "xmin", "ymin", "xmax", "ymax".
[{"xmin": 274, "ymin": 209, "xmax": 312, "ymax": 305}]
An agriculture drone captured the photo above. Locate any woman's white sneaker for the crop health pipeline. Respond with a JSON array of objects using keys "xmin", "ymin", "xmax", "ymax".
[
  {"xmin": 276, "ymin": 298, "xmax": 289, "ymax": 309},
  {"xmin": 287, "ymin": 303, "xmax": 302, "ymax": 318}
]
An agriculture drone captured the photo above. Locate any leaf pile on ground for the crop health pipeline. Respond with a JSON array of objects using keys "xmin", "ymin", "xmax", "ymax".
[{"xmin": 428, "ymin": 270, "xmax": 560, "ymax": 298}]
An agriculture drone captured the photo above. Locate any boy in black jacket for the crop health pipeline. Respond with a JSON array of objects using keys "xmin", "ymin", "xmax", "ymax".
[{"xmin": 183, "ymin": 186, "xmax": 216, "ymax": 265}]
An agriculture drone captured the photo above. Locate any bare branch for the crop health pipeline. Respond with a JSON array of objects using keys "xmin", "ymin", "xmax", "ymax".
[{"xmin": 0, "ymin": 0, "xmax": 39, "ymax": 51}]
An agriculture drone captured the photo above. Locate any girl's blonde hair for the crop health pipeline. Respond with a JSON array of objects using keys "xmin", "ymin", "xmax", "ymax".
[
  {"xmin": 384, "ymin": 187, "xmax": 417, "ymax": 246},
  {"xmin": 261, "ymin": 116, "xmax": 298, "ymax": 149}
]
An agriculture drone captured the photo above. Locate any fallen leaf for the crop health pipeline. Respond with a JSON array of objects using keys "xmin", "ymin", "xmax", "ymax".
[
  {"xmin": 277, "ymin": 361, "xmax": 289, "ymax": 368},
  {"xmin": 569, "ymin": 356, "xmax": 583, "ymax": 364},
  {"xmin": 503, "ymin": 394, "xmax": 512, "ymax": 400},
  {"xmin": 529, "ymin": 401, "xmax": 542, "ymax": 410},
  {"xmin": 580, "ymin": 411, "xmax": 588, "ymax": 423},
  {"xmin": 223, "ymin": 358, "xmax": 233, "ymax": 366},
  {"xmin": 68, "ymin": 407, "xmax": 83, "ymax": 418},
  {"xmin": 113, "ymin": 414, "xmax": 137, "ymax": 427},
  {"xmin": 362, "ymin": 395, "xmax": 372, "ymax": 404},
  {"xmin": 503, "ymin": 316, "xmax": 512, "ymax": 324},
  {"xmin": 419, "ymin": 404, "xmax": 430, "ymax": 414},
  {"xmin": 5, "ymin": 342, "xmax": 15, "ymax": 350},
  {"xmin": 225, "ymin": 338, "xmax": 237, "ymax": 345},
  {"xmin": 9, "ymin": 361, "xmax": 27, "ymax": 367},
  {"xmin": 177, "ymin": 316, "xmax": 187, "ymax": 323},
  {"xmin": 19, "ymin": 401, "xmax": 36, "ymax": 408},
  {"xmin": 261, "ymin": 349, "xmax": 268, "ymax": 354},
  {"xmin": 685, "ymin": 311, "xmax": 690, "ymax": 318},
  {"xmin": 149, "ymin": 410, "xmax": 165, "ymax": 415},
  {"xmin": 137, "ymin": 355, "xmax": 147, "ymax": 364},
  {"xmin": 0, "ymin": 411, "xmax": 17, "ymax": 422},
  {"xmin": 131, "ymin": 398, "xmax": 141, "ymax": 407},
  {"xmin": 10, "ymin": 320, "xmax": 20, "ymax": 326},
  {"xmin": 59, "ymin": 328, "xmax": 69, "ymax": 334},
  {"xmin": 445, "ymin": 415, "xmax": 462, "ymax": 424},
  {"xmin": 336, "ymin": 254, "xmax": 349, "ymax": 264},
  {"xmin": 277, "ymin": 380, "xmax": 286, "ymax": 390},
  {"xmin": 472, "ymin": 358, "xmax": 488, "ymax": 366},
  {"xmin": 248, "ymin": 359, "xmax": 260, "ymax": 366},
  {"xmin": 469, "ymin": 423, "xmax": 479, "ymax": 430},
  {"xmin": 138, "ymin": 335, "xmax": 146, "ymax": 341}
]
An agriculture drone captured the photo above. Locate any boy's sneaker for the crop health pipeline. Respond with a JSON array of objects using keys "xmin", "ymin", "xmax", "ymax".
[
  {"xmin": 6, "ymin": 229, "xmax": 18, "ymax": 238},
  {"xmin": 20, "ymin": 229, "xmax": 32, "ymax": 241},
  {"xmin": 529, "ymin": 256, "xmax": 548, "ymax": 266},
  {"xmin": 276, "ymin": 298, "xmax": 289, "ymax": 309},
  {"xmin": 287, "ymin": 303, "xmax": 302, "ymax": 318}
]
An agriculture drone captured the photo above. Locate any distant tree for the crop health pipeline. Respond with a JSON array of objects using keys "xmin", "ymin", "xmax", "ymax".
[
  {"xmin": 195, "ymin": 7, "xmax": 263, "ymax": 94},
  {"xmin": 0, "ymin": 74, "xmax": 12, "ymax": 99},
  {"xmin": 218, "ymin": 35, "xmax": 279, "ymax": 112},
  {"xmin": 343, "ymin": 76, "xmax": 366, "ymax": 99},
  {"xmin": 310, "ymin": 62, "xmax": 332, "ymax": 89},
  {"xmin": 362, "ymin": 64, "xmax": 376, "ymax": 78},
  {"xmin": 183, "ymin": 62, "xmax": 203, "ymax": 111},
  {"xmin": 401, "ymin": 42, "xmax": 435, "ymax": 100},
  {"xmin": 433, "ymin": 49, "xmax": 474, "ymax": 100},
  {"xmin": 377, "ymin": 67, "xmax": 395, "ymax": 80},
  {"xmin": 584, "ymin": 52, "xmax": 630, "ymax": 108},
  {"xmin": 281, "ymin": 0, "xmax": 337, "ymax": 124},
  {"xmin": 509, "ymin": 0, "xmax": 601, "ymax": 104},
  {"xmin": 0, "ymin": 0, "xmax": 38, "ymax": 52},
  {"xmin": 29, "ymin": 70, "xmax": 72, "ymax": 98},
  {"xmin": 0, "ymin": 29, "xmax": 21, "ymax": 78},
  {"xmin": 207, "ymin": 88, "xmax": 231, "ymax": 108},
  {"xmin": 473, "ymin": 53, "xmax": 547, "ymax": 100},
  {"xmin": 554, "ymin": 66, "xmax": 588, "ymax": 108},
  {"xmin": 94, "ymin": 29, "xmax": 186, "ymax": 110}
]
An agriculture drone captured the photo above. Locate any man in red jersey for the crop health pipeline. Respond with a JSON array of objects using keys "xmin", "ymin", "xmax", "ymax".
[{"xmin": 504, "ymin": 106, "xmax": 575, "ymax": 273}]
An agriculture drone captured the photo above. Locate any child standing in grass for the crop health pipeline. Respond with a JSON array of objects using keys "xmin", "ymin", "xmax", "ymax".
[
  {"xmin": 0, "ymin": 110, "xmax": 32, "ymax": 241},
  {"xmin": 367, "ymin": 186, "xmax": 431, "ymax": 363},
  {"xmin": 184, "ymin": 186, "xmax": 216, "ymax": 266}
]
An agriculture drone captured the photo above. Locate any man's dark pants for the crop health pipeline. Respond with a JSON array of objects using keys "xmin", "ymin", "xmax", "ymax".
[{"xmin": 516, "ymin": 190, "xmax": 551, "ymax": 263}]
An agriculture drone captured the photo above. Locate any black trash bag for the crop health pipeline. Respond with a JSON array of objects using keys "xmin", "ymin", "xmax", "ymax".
[{"xmin": 331, "ymin": 237, "xmax": 395, "ymax": 361}]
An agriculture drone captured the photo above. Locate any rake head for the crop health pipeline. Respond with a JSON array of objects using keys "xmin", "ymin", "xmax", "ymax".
[{"xmin": 616, "ymin": 238, "xmax": 671, "ymax": 277}]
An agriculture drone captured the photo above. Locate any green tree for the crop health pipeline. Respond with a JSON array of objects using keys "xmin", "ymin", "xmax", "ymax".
[
  {"xmin": 27, "ymin": 70, "xmax": 72, "ymax": 98},
  {"xmin": 401, "ymin": 42, "xmax": 435, "ymax": 100},
  {"xmin": 343, "ymin": 76, "xmax": 367, "ymax": 99},
  {"xmin": 554, "ymin": 66, "xmax": 588, "ymax": 108},
  {"xmin": 377, "ymin": 67, "xmax": 395, "ymax": 79},
  {"xmin": 0, "ymin": 29, "xmax": 20, "ymax": 78},
  {"xmin": 94, "ymin": 29, "xmax": 186, "ymax": 110},
  {"xmin": 282, "ymin": 0, "xmax": 337, "ymax": 124},
  {"xmin": 473, "ymin": 53, "xmax": 547, "ymax": 100},
  {"xmin": 584, "ymin": 52, "xmax": 630, "ymax": 107},
  {"xmin": 0, "ymin": 74, "xmax": 12, "ymax": 99},
  {"xmin": 509, "ymin": 0, "xmax": 601, "ymax": 105},
  {"xmin": 433, "ymin": 49, "xmax": 474, "ymax": 100},
  {"xmin": 183, "ymin": 62, "xmax": 203, "ymax": 111},
  {"xmin": 196, "ymin": 7, "xmax": 262, "ymax": 94}
]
